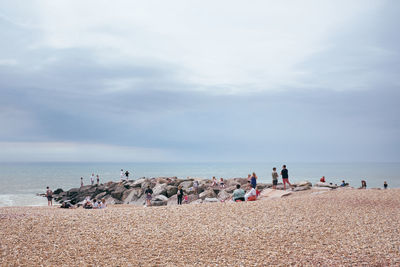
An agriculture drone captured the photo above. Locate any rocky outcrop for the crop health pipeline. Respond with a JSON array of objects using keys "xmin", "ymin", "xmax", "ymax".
[{"xmin": 48, "ymin": 177, "xmax": 316, "ymax": 206}]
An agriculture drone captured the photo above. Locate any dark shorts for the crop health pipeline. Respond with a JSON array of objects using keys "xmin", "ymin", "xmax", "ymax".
[
  {"xmin": 273, "ymin": 179, "xmax": 278, "ymax": 185},
  {"xmin": 146, "ymin": 194, "xmax": 152, "ymax": 200},
  {"xmin": 47, "ymin": 196, "xmax": 53, "ymax": 201},
  {"xmin": 251, "ymin": 183, "xmax": 256, "ymax": 189},
  {"xmin": 234, "ymin": 197, "xmax": 245, "ymax": 202}
]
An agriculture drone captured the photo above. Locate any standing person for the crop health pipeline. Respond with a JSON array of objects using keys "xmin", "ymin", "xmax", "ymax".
[
  {"xmin": 125, "ymin": 170, "xmax": 130, "ymax": 180},
  {"xmin": 145, "ymin": 185, "xmax": 153, "ymax": 207},
  {"xmin": 96, "ymin": 175, "xmax": 100, "ymax": 185},
  {"xmin": 272, "ymin": 168, "xmax": 279, "ymax": 189},
  {"xmin": 193, "ymin": 180, "xmax": 199, "ymax": 195},
  {"xmin": 45, "ymin": 186, "xmax": 53, "ymax": 206},
  {"xmin": 90, "ymin": 173, "xmax": 95, "ymax": 185},
  {"xmin": 247, "ymin": 174, "xmax": 251, "ymax": 181},
  {"xmin": 120, "ymin": 169, "xmax": 124, "ymax": 182},
  {"xmin": 177, "ymin": 185, "xmax": 183, "ymax": 205},
  {"xmin": 384, "ymin": 181, "xmax": 388, "ymax": 189},
  {"xmin": 281, "ymin": 165, "xmax": 292, "ymax": 190},
  {"xmin": 320, "ymin": 176, "xmax": 326, "ymax": 183},
  {"xmin": 361, "ymin": 180, "xmax": 367, "ymax": 189},
  {"xmin": 250, "ymin": 172, "xmax": 257, "ymax": 189},
  {"xmin": 212, "ymin": 177, "xmax": 217, "ymax": 186},
  {"xmin": 80, "ymin": 177, "xmax": 84, "ymax": 187}
]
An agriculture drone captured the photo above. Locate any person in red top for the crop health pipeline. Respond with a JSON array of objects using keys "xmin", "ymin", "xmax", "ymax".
[{"xmin": 320, "ymin": 176, "xmax": 326, "ymax": 183}]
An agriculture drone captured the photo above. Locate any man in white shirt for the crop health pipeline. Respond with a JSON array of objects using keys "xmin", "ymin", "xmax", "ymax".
[
  {"xmin": 90, "ymin": 173, "xmax": 95, "ymax": 185},
  {"xmin": 245, "ymin": 182, "xmax": 257, "ymax": 201}
]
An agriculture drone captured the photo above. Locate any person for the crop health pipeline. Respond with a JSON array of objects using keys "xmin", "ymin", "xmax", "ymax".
[
  {"xmin": 90, "ymin": 173, "xmax": 95, "ymax": 185},
  {"xmin": 177, "ymin": 185, "xmax": 183, "ymax": 205},
  {"xmin": 219, "ymin": 178, "xmax": 225, "ymax": 188},
  {"xmin": 212, "ymin": 177, "xmax": 217, "ymax": 186},
  {"xmin": 99, "ymin": 198, "xmax": 107, "ymax": 209},
  {"xmin": 281, "ymin": 165, "xmax": 292, "ymax": 190},
  {"xmin": 145, "ymin": 185, "xmax": 153, "ymax": 206},
  {"xmin": 45, "ymin": 186, "xmax": 53, "ymax": 206},
  {"xmin": 245, "ymin": 183, "xmax": 257, "ymax": 201},
  {"xmin": 60, "ymin": 201, "xmax": 75, "ymax": 209},
  {"xmin": 80, "ymin": 177, "xmax": 84, "ymax": 187},
  {"xmin": 125, "ymin": 170, "xmax": 130, "ymax": 179},
  {"xmin": 250, "ymin": 172, "xmax": 257, "ymax": 189},
  {"xmin": 96, "ymin": 175, "xmax": 100, "ymax": 185},
  {"xmin": 272, "ymin": 168, "xmax": 279, "ymax": 189},
  {"xmin": 320, "ymin": 176, "xmax": 326, "ymax": 183},
  {"xmin": 83, "ymin": 199, "xmax": 93, "ymax": 209},
  {"xmin": 247, "ymin": 174, "xmax": 252, "ymax": 182},
  {"xmin": 120, "ymin": 169, "xmax": 124, "ymax": 182},
  {"xmin": 184, "ymin": 194, "xmax": 188, "ymax": 204},
  {"xmin": 340, "ymin": 180, "xmax": 346, "ymax": 187},
  {"xmin": 92, "ymin": 199, "xmax": 99, "ymax": 209},
  {"xmin": 361, "ymin": 180, "xmax": 367, "ymax": 189},
  {"xmin": 384, "ymin": 181, "xmax": 388, "ymax": 189},
  {"xmin": 193, "ymin": 180, "xmax": 199, "ymax": 195},
  {"xmin": 232, "ymin": 184, "xmax": 245, "ymax": 202}
]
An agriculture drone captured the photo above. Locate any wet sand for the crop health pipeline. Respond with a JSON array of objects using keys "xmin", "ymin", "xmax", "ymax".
[{"xmin": 1, "ymin": 188, "xmax": 399, "ymax": 266}]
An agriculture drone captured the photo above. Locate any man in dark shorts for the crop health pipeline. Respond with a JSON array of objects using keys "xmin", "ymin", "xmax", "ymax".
[
  {"xmin": 145, "ymin": 185, "xmax": 153, "ymax": 207},
  {"xmin": 45, "ymin": 186, "xmax": 53, "ymax": 206},
  {"xmin": 281, "ymin": 165, "xmax": 292, "ymax": 190},
  {"xmin": 272, "ymin": 167, "xmax": 279, "ymax": 189}
]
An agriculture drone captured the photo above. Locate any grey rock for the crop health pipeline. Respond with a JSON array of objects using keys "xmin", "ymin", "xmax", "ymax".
[
  {"xmin": 199, "ymin": 189, "xmax": 216, "ymax": 200},
  {"xmin": 204, "ymin": 197, "xmax": 219, "ymax": 203}
]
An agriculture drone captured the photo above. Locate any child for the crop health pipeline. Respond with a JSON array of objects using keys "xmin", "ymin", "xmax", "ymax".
[
  {"xmin": 219, "ymin": 178, "xmax": 225, "ymax": 188},
  {"xmin": 184, "ymin": 194, "xmax": 188, "ymax": 204}
]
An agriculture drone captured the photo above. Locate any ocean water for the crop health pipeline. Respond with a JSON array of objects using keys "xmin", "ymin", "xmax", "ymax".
[{"xmin": 0, "ymin": 162, "xmax": 399, "ymax": 207}]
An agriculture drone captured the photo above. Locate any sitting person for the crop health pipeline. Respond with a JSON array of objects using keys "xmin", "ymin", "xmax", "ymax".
[
  {"xmin": 99, "ymin": 198, "xmax": 107, "ymax": 209},
  {"xmin": 60, "ymin": 201, "xmax": 75, "ymax": 209},
  {"xmin": 320, "ymin": 176, "xmax": 326, "ymax": 183},
  {"xmin": 232, "ymin": 184, "xmax": 245, "ymax": 202},
  {"xmin": 245, "ymin": 185, "xmax": 257, "ymax": 201},
  {"xmin": 340, "ymin": 180, "xmax": 349, "ymax": 187},
  {"xmin": 361, "ymin": 180, "xmax": 367, "ymax": 189},
  {"xmin": 83, "ymin": 199, "xmax": 93, "ymax": 209}
]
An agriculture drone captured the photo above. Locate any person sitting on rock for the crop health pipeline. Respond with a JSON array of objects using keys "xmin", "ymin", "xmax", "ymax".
[
  {"xmin": 320, "ymin": 176, "xmax": 326, "ymax": 183},
  {"xmin": 83, "ymin": 199, "xmax": 93, "ymax": 209},
  {"xmin": 361, "ymin": 180, "xmax": 367, "ymax": 189},
  {"xmin": 232, "ymin": 184, "xmax": 245, "ymax": 202},
  {"xmin": 245, "ymin": 183, "xmax": 257, "ymax": 201},
  {"xmin": 145, "ymin": 185, "xmax": 153, "ymax": 206},
  {"xmin": 384, "ymin": 181, "xmax": 388, "ymax": 189},
  {"xmin": 219, "ymin": 178, "xmax": 225, "ymax": 188},
  {"xmin": 93, "ymin": 199, "xmax": 99, "ymax": 209},
  {"xmin": 340, "ymin": 180, "xmax": 348, "ymax": 187}
]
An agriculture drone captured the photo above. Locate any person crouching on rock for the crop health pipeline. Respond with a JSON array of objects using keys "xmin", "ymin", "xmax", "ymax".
[
  {"xmin": 177, "ymin": 185, "xmax": 183, "ymax": 205},
  {"xmin": 145, "ymin": 185, "xmax": 153, "ymax": 206}
]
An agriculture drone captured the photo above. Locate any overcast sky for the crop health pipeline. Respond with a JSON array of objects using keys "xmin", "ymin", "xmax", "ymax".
[{"xmin": 0, "ymin": 0, "xmax": 399, "ymax": 162}]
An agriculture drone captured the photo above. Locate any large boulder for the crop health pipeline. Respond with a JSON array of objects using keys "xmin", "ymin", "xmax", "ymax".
[
  {"xmin": 218, "ymin": 190, "xmax": 231, "ymax": 201},
  {"xmin": 67, "ymin": 188, "xmax": 80, "ymax": 197},
  {"xmin": 294, "ymin": 181, "xmax": 312, "ymax": 187},
  {"xmin": 122, "ymin": 188, "xmax": 143, "ymax": 204},
  {"xmin": 151, "ymin": 195, "xmax": 168, "ymax": 206},
  {"xmin": 190, "ymin": 199, "xmax": 203, "ymax": 205},
  {"xmin": 224, "ymin": 185, "xmax": 237, "ymax": 194},
  {"xmin": 94, "ymin": 192, "xmax": 107, "ymax": 200},
  {"xmin": 293, "ymin": 186, "xmax": 311, "ymax": 192},
  {"xmin": 314, "ymin": 182, "xmax": 337, "ymax": 189},
  {"xmin": 53, "ymin": 188, "xmax": 63, "ymax": 195},
  {"xmin": 132, "ymin": 178, "xmax": 146, "ymax": 188},
  {"xmin": 111, "ymin": 185, "xmax": 127, "ymax": 200},
  {"xmin": 152, "ymin": 183, "xmax": 168, "ymax": 196},
  {"xmin": 179, "ymin": 181, "xmax": 193, "ymax": 191},
  {"xmin": 167, "ymin": 195, "xmax": 178, "ymax": 206},
  {"xmin": 199, "ymin": 189, "xmax": 216, "ymax": 200},
  {"xmin": 166, "ymin": 185, "xmax": 178, "ymax": 197},
  {"xmin": 204, "ymin": 197, "xmax": 219, "ymax": 203},
  {"xmin": 260, "ymin": 188, "xmax": 292, "ymax": 199}
]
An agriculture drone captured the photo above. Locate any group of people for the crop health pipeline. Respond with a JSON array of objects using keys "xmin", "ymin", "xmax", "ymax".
[
  {"xmin": 81, "ymin": 174, "xmax": 101, "ymax": 187},
  {"xmin": 120, "ymin": 169, "xmax": 131, "ymax": 182},
  {"xmin": 320, "ymin": 177, "xmax": 389, "ymax": 189}
]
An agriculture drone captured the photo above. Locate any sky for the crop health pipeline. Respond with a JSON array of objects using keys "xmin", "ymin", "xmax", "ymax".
[{"xmin": 0, "ymin": 0, "xmax": 399, "ymax": 162}]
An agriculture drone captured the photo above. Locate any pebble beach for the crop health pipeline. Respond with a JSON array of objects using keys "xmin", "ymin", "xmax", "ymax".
[{"xmin": 1, "ymin": 188, "xmax": 400, "ymax": 266}]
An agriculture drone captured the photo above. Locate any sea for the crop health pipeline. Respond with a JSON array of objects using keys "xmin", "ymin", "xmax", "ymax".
[{"xmin": 0, "ymin": 162, "xmax": 399, "ymax": 207}]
